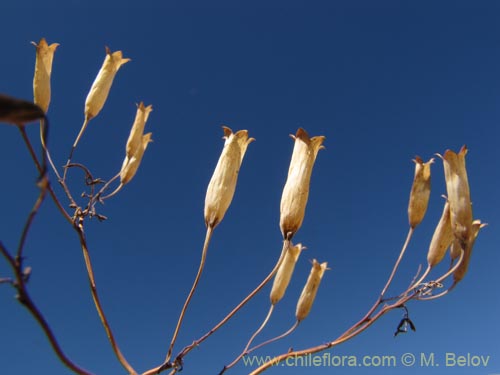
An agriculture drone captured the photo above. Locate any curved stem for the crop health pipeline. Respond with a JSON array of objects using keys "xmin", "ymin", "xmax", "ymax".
[
  {"xmin": 380, "ymin": 227, "xmax": 414, "ymax": 297},
  {"xmin": 1, "ymin": 242, "xmax": 94, "ymax": 375},
  {"xmin": 19, "ymin": 126, "xmax": 72, "ymax": 224},
  {"xmin": 221, "ymin": 305, "xmax": 275, "ymax": 374},
  {"xmin": 248, "ymin": 320, "xmax": 299, "ymax": 354},
  {"xmin": 76, "ymin": 227, "xmax": 137, "ymax": 375},
  {"xmin": 143, "ymin": 240, "xmax": 289, "ymax": 375},
  {"xmin": 63, "ymin": 116, "xmax": 89, "ymax": 182},
  {"xmin": 165, "ymin": 225, "xmax": 214, "ymax": 363}
]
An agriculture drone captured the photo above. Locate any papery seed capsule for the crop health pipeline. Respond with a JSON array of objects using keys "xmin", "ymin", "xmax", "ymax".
[
  {"xmin": 32, "ymin": 38, "xmax": 59, "ymax": 113},
  {"xmin": 280, "ymin": 128, "xmax": 325, "ymax": 239},
  {"xmin": 408, "ymin": 157, "xmax": 434, "ymax": 228},
  {"xmin": 427, "ymin": 200, "xmax": 453, "ymax": 267},
  {"xmin": 204, "ymin": 126, "xmax": 254, "ymax": 228},
  {"xmin": 270, "ymin": 242, "xmax": 305, "ymax": 305},
  {"xmin": 453, "ymin": 220, "xmax": 486, "ymax": 283},
  {"xmin": 296, "ymin": 259, "xmax": 328, "ymax": 322},
  {"xmin": 125, "ymin": 102, "xmax": 153, "ymax": 159},
  {"xmin": 84, "ymin": 47, "xmax": 130, "ymax": 120},
  {"xmin": 120, "ymin": 132, "xmax": 152, "ymax": 185},
  {"xmin": 439, "ymin": 146, "xmax": 473, "ymax": 250}
]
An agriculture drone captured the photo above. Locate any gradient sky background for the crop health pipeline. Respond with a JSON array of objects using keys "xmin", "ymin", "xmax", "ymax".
[{"xmin": 1, "ymin": 1, "xmax": 499, "ymax": 375}]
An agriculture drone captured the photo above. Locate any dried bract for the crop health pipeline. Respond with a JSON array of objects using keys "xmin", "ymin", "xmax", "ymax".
[
  {"xmin": 439, "ymin": 146, "xmax": 473, "ymax": 249},
  {"xmin": 427, "ymin": 200, "xmax": 453, "ymax": 267},
  {"xmin": 204, "ymin": 126, "xmax": 254, "ymax": 228},
  {"xmin": 280, "ymin": 128, "xmax": 325, "ymax": 239},
  {"xmin": 120, "ymin": 133, "xmax": 152, "ymax": 185},
  {"xmin": 32, "ymin": 38, "xmax": 59, "ymax": 113},
  {"xmin": 453, "ymin": 220, "xmax": 486, "ymax": 283},
  {"xmin": 408, "ymin": 157, "xmax": 433, "ymax": 228},
  {"xmin": 85, "ymin": 47, "xmax": 130, "ymax": 120},
  {"xmin": 296, "ymin": 259, "xmax": 328, "ymax": 322},
  {"xmin": 270, "ymin": 242, "xmax": 305, "ymax": 305}
]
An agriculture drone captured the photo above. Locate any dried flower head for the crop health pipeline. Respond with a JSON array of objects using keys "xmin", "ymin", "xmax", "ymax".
[
  {"xmin": 296, "ymin": 259, "xmax": 329, "ymax": 322},
  {"xmin": 32, "ymin": 38, "xmax": 59, "ymax": 113},
  {"xmin": 453, "ymin": 220, "xmax": 486, "ymax": 283},
  {"xmin": 408, "ymin": 156, "xmax": 434, "ymax": 228},
  {"xmin": 270, "ymin": 242, "xmax": 305, "ymax": 305},
  {"xmin": 280, "ymin": 128, "xmax": 325, "ymax": 239},
  {"xmin": 427, "ymin": 200, "xmax": 453, "ymax": 267},
  {"xmin": 120, "ymin": 133, "xmax": 153, "ymax": 185},
  {"xmin": 125, "ymin": 102, "xmax": 153, "ymax": 159},
  {"xmin": 84, "ymin": 47, "xmax": 130, "ymax": 120},
  {"xmin": 439, "ymin": 146, "xmax": 473, "ymax": 250},
  {"xmin": 204, "ymin": 126, "xmax": 254, "ymax": 228}
]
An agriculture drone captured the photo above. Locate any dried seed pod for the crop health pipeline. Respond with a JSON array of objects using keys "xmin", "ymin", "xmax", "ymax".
[
  {"xmin": 84, "ymin": 47, "xmax": 130, "ymax": 120},
  {"xmin": 280, "ymin": 128, "xmax": 325, "ymax": 239},
  {"xmin": 0, "ymin": 94, "xmax": 45, "ymax": 125},
  {"xmin": 270, "ymin": 242, "xmax": 305, "ymax": 305},
  {"xmin": 453, "ymin": 220, "xmax": 486, "ymax": 283},
  {"xmin": 427, "ymin": 200, "xmax": 453, "ymax": 267},
  {"xmin": 32, "ymin": 38, "xmax": 59, "ymax": 113},
  {"xmin": 120, "ymin": 133, "xmax": 152, "ymax": 185},
  {"xmin": 296, "ymin": 259, "xmax": 328, "ymax": 322},
  {"xmin": 439, "ymin": 146, "xmax": 473, "ymax": 250},
  {"xmin": 204, "ymin": 126, "xmax": 254, "ymax": 228},
  {"xmin": 408, "ymin": 157, "xmax": 434, "ymax": 228},
  {"xmin": 125, "ymin": 102, "xmax": 153, "ymax": 159}
]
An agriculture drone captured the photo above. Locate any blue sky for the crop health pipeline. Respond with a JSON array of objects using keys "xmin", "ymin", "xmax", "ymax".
[{"xmin": 1, "ymin": 1, "xmax": 499, "ymax": 375}]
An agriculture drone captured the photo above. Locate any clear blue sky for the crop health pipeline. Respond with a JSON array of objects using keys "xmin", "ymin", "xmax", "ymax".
[{"xmin": 1, "ymin": 1, "xmax": 499, "ymax": 375}]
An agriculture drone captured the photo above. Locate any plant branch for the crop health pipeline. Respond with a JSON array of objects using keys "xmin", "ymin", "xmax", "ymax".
[
  {"xmin": 75, "ymin": 225, "xmax": 137, "ymax": 375},
  {"xmin": 0, "ymin": 241, "xmax": 94, "ymax": 375}
]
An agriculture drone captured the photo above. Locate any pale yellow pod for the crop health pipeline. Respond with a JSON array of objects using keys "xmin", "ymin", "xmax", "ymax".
[
  {"xmin": 296, "ymin": 259, "xmax": 328, "ymax": 322},
  {"xmin": 453, "ymin": 220, "xmax": 486, "ymax": 283},
  {"xmin": 204, "ymin": 126, "xmax": 254, "ymax": 228},
  {"xmin": 32, "ymin": 38, "xmax": 59, "ymax": 113},
  {"xmin": 120, "ymin": 132, "xmax": 152, "ymax": 185},
  {"xmin": 427, "ymin": 200, "xmax": 453, "ymax": 267},
  {"xmin": 408, "ymin": 157, "xmax": 434, "ymax": 228},
  {"xmin": 439, "ymin": 146, "xmax": 473, "ymax": 249},
  {"xmin": 280, "ymin": 128, "xmax": 325, "ymax": 239},
  {"xmin": 125, "ymin": 102, "xmax": 153, "ymax": 159},
  {"xmin": 270, "ymin": 242, "xmax": 305, "ymax": 305},
  {"xmin": 84, "ymin": 47, "xmax": 130, "ymax": 120}
]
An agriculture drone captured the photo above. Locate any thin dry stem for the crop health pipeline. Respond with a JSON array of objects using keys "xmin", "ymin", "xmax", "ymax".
[
  {"xmin": 19, "ymin": 126, "xmax": 72, "ymax": 224},
  {"xmin": 1, "ymin": 242, "xmax": 94, "ymax": 375},
  {"xmin": 165, "ymin": 225, "xmax": 214, "ymax": 363},
  {"xmin": 64, "ymin": 116, "xmax": 89, "ymax": 182},
  {"xmin": 248, "ymin": 320, "xmax": 300, "ymax": 354},
  {"xmin": 76, "ymin": 226, "xmax": 137, "ymax": 375},
  {"xmin": 380, "ymin": 227, "xmax": 414, "ymax": 297},
  {"xmin": 221, "ymin": 305, "xmax": 275, "ymax": 374},
  {"xmin": 144, "ymin": 240, "xmax": 289, "ymax": 375}
]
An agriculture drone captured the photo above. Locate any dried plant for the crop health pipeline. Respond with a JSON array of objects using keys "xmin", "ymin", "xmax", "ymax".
[{"xmin": 0, "ymin": 38, "xmax": 487, "ymax": 375}]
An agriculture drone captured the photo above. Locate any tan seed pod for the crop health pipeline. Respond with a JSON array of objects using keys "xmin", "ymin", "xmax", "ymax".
[
  {"xmin": 427, "ymin": 200, "xmax": 453, "ymax": 267},
  {"xmin": 408, "ymin": 156, "xmax": 434, "ymax": 228},
  {"xmin": 32, "ymin": 38, "xmax": 59, "ymax": 113},
  {"xmin": 296, "ymin": 259, "xmax": 328, "ymax": 322},
  {"xmin": 125, "ymin": 102, "xmax": 153, "ymax": 159},
  {"xmin": 120, "ymin": 132, "xmax": 152, "ymax": 185},
  {"xmin": 270, "ymin": 242, "xmax": 305, "ymax": 305},
  {"xmin": 453, "ymin": 220, "xmax": 486, "ymax": 283},
  {"xmin": 280, "ymin": 128, "xmax": 325, "ymax": 239},
  {"xmin": 438, "ymin": 146, "xmax": 473, "ymax": 250},
  {"xmin": 204, "ymin": 126, "xmax": 254, "ymax": 228},
  {"xmin": 84, "ymin": 47, "xmax": 130, "ymax": 120}
]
